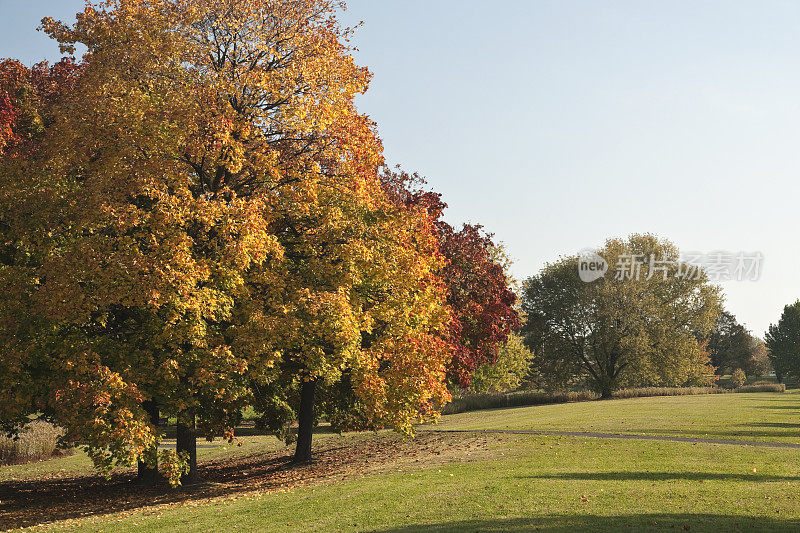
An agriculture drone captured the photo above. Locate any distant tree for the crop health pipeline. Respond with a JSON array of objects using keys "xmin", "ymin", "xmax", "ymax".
[
  {"xmin": 731, "ymin": 368, "xmax": 747, "ymax": 388},
  {"xmin": 765, "ymin": 301, "xmax": 800, "ymax": 383},
  {"xmin": 747, "ymin": 337, "xmax": 771, "ymax": 378},
  {"xmin": 706, "ymin": 311, "xmax": 770, "ymax": 379},
  {"xmin": 521, "ymin": 234, "xmax": 722, "ymax": 398},
  {"xmin": 707, "ymin": 312, "xmax": 753, "ymax": 375},
  {"xmin": 469, "ymin": 334, "xmax": 532, "ymax": 394}
]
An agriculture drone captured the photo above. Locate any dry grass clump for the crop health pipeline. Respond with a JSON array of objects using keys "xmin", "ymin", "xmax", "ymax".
[
  {"xmin": 444, "ymin": 383, "xmax": 784, "ymax": 415},
  {"xmin": 443, "ymin": 390, "xmax": 598, "ymax": 415},
  {"xmin": 612, "ymin": 386, "xmax": 725, "ymax": 399},
  {"xmin": 0, "ymin": 420, "xmax": 68, "ymax": 465},
  {"xmin": 736, "ymin": 382, "xmax": 785, "ymax": 393}
]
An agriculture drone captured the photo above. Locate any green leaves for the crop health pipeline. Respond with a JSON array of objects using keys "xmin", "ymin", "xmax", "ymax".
[
  {"xmin": 765, "ymin": 300, "xmax": 800, "ymax": 382},
  {"xmin": 522, "ymin": 234, "xmax": 723, "ymax": 396}
]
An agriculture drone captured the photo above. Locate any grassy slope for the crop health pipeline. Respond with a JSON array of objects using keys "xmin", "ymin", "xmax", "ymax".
[
  {"xmin": 0, "ymin": 426, "xmax": 370, "ymax": 483},
  {"xmin": 0, "ymin": 434, "xmax": 289, "ymax": 483},
  {"xmin": 434, "ymin": 391, "xmax": 800, "ymax": 443},
  {"xmin": 9, "ymin": 391, "xmax": 800, "ymax": 532}
]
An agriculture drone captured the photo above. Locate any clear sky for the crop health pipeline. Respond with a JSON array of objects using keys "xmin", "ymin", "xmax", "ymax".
[{"xmin": 2, "ymin": 0, "xmax": 799, "ymax": 335}]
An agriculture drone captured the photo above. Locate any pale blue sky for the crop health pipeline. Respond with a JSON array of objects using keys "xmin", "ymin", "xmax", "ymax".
[{"xmin": 2, "ymin": 1, "xmax": 799, "ymax": 335}]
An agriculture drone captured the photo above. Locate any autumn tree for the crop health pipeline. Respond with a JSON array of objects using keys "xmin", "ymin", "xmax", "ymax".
[
  {"xmin": 469, "ymin": 333, "xmax": 532, "ymax": 394},
  {"xmin": 521, "ymin": 234, "xmax": 721, "ymax": 398},
  {"xmin": 1, "ymin": 42, "xmax": 265, "ymax": 480},
  {"xmin": 379, "ymin": 169, "xmax": 520, "ymax": 389},
  {"xmin": 1, "ymin": 0, "xmax": 457, "ymax": 482},
  {"xmin": 249, "ymin": 164, "xmax": 454, "ymax": 461},
  {"xmin": 0, "ymin": 59, "xmax": 180, "ymax": 483},
  {"xmin": 267, "ymin": 168, "xmax": 521, "ymax": 448},
  {"xmin": 765, "ymin": 301, "xmax": 800, "ymax": 383}
]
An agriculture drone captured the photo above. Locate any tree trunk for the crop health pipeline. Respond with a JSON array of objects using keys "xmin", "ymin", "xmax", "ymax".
[
  {"xmin": 597, "ymin": 375, "xmax": 615, "ymax": 399},
  {"xmin": 592, "ymin": 374, "xmax": 617, "ymax": 400},
  {"xmin": 176, "ymin": 410, "xmax": 198, "ymax": 485},
  {"xmin": 293, "ymin": 379, "xmax": 316, "ymax": 463},
  {"xmin": 137, "ymin": 400, "xmax": 160, "ymax": 485}
]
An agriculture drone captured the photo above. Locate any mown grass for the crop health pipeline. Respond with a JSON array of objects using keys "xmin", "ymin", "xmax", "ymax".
[
  {"xmin": 435, "ymin": 391, "xmax": 800, "ymax": 443},
  {"xmin": 58, "ymin": 432, "xmax": 800, "ymax": 532},
  {"xmin": 7, "ymin": 391, "xmax": 800, "ymax": 532}
]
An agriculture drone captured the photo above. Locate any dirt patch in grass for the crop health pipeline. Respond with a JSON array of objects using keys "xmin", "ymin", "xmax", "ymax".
[{"xmin": 0, "ymin": 432, "xmax": 498, "ymax": 531}]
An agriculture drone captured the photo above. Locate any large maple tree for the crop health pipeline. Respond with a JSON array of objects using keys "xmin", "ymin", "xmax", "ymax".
[{"xmin": 1, "ymin": 0, "xmax": 456, "ymax": 483}]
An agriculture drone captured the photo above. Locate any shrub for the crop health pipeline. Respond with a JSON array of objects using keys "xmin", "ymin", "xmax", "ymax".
[
  {"xmin": 442, "ymin": 383, "xmax": 784, "ymax": 415},
  {"xmin": 731, "ymin": 368, "xmax": 748, "ymax": 388},
  {"xmin": 0, "ymin": 420, "xmax": 67, "ymax": 465},
  {"xmin": 736, "ymin": 382, "xmax": 785, "ymax": 393},
  {"xmin": 612, "ymin": 386, "xmax": 726, "ymax": 399},
  {"xmin": 469, "ymin": 334, "xmax": 533, "ymax": 394},
  {"xmin": 443, "ymin": 390, "xmax": 598, "ymax": 415}
]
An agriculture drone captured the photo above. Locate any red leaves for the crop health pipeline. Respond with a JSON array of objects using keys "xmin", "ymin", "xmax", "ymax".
[
  {"xmin": 438, "ymin": 222, "xmax": 520, "ymax": 387},
  {"xmin": 0, "ymin": 57, "xmax": 83, "ymax": 156},
  {"xmin": 0, "ymin": 60, "xmax": 26, "ymax": 155},
  {"xmin": 0, "ymin": 92, "xmax": 21, "ymax": 154},
  {"xmin": 380, "ymin": 168, "xmax": 520, "ymax": 389}
]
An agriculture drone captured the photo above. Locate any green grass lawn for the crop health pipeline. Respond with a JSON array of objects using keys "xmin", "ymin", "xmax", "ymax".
[
  {"xmin": 5, "ymin": 391, "xmax": 800, "ymax": 532},
  {"xmin": 434, "ymin": 391, "xmax": 800, "ymax": 443}
]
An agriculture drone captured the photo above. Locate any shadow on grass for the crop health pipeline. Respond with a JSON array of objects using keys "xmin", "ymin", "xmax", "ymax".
[
  {"xmin": 519, "ymin": 471, "xmax": 800, "ymax": 482},
  {"xmin": 0, "ymin": 432, "xmax": 474, "ymax": 530},
  {"xmin": 739, "ymin": 422, "xmax": 800, "ymax": 429},
  {"xmin": 371, "ymin": 514, "xmax": 800, "ymax": 532},
  {"xmin": 0, "ymin": 443, "xmax": 344, "ymax": 529},
  {"xmin": 0, "ymin": 450, "xmax": 295, "ymax": 530}
]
